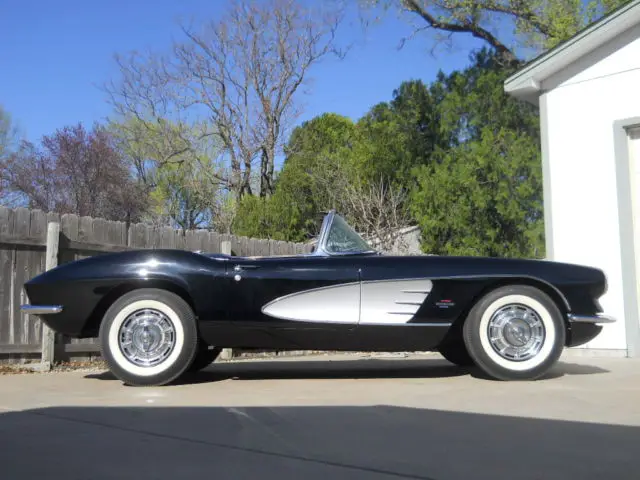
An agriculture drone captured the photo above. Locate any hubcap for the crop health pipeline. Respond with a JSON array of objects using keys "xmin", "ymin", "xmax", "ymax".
[
  {"xmin": 487, "ymin": 304, "xmax": 545, "ymax": 361},
  {"xmin": 118, "ymin": 309, "xmax": 176, "ymax": 367}
]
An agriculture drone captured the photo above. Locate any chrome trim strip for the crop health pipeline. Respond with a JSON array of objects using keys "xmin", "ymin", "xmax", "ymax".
[
  {"xmin": 410, "ymin": 322, "xmax": 452, "ymax": 327},
  {"xmin": 568, "ymin": 313, "xmax": 616, "ymax": 324},
  {"xmin": 20, "ymin": 305, "xmax": 63, "ymax": 315},
  {"xmin": 359, "ymin": 322, "xmax": 452, "ymax": 327}
]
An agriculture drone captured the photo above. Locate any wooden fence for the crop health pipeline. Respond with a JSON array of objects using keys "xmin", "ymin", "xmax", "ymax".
[{"xmin": 0, "ymin": 206, "xmax": 312, "ymax": 366}]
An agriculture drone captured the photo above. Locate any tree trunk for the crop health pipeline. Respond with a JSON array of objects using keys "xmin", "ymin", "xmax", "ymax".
[{"xmin": 259, "ymin": 141, "xmax": 275, "ymax": 197}]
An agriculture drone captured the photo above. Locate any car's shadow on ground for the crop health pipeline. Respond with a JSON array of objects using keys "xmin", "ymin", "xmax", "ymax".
[
  {"xmin": 542, "ymin": 361, "xmax": 610, "ymax": 379},
  {"xmin": 0, "ymin": 404, "xmax": 634, "ymax": 479},
  {"xmin": 85, "ymin": 356, "xmax": 609, "ymax": 385}
]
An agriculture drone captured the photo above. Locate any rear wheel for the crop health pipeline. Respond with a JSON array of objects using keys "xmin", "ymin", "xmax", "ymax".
[
  {"xmin": 99, "ymin": 288, "xmax": 198, "ymax": 386},
  {"xmin": 463, "ymin": 285, "xmax": 565, "ymax": 381}
]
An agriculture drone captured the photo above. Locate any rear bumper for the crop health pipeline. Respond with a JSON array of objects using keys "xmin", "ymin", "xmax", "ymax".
[
  {"xmin": 568, "ymin": 313, "xmax": 616, "ymax": 324},
  {"xmin": 20, "ymin": 305, "xmax": 63, "ymax": 315}
]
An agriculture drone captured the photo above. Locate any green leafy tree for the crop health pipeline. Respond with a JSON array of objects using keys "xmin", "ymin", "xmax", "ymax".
[
  {"xmin": 110, "ymin": 116, "xmax": 231, "ymax": 230},
  {"xmin": 279, "ymin": 113, "xmax": 362, "ymax": 212},
  {"xmin": 356, "ymin": 79, "xmax": 444, "ymax": 186},
  {"xmin": 233, "ymin": 113, "xmax": 363, "ymax": 241},
  {"xmin": 410, "ymin": 50, "xmax": 544, "ymax": 257},
  {"xmin": 150, "ymin": 157, "xmax": 221, "ymax": 230},
  {"xmin": 234, "ymin": 109, "xmax": 418, "ymax": 246},
  {"xmin": 233, "ymin": 113, "xmax": 357, "ymax": 241},
  {"xmin": 109, "ymin": 117, "xmax": 197, "ymax": 189},
  {"xmin": 433, "ymin": 48, "xmax": 539, "ymax": 142},
  {"xmin": 235, "ymin": 51, "xmax": 545, "ymax": 256},
  {"xmin": 411, "ymin": 127, "xmax": 544, "ymax": 257},
  {"xmin": 232, "ymin": 192, "xmax": 315, "ymax": 242}
]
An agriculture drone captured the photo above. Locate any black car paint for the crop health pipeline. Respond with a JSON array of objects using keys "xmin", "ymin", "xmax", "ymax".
[{"xmin": 23, "ymin": 248, "xmax": 607, "ymax": 352}]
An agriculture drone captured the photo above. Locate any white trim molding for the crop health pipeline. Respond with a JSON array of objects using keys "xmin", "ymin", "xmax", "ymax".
[{"xmin": 613, "ymin": 117, "xmax": 640, "ymax": 357}]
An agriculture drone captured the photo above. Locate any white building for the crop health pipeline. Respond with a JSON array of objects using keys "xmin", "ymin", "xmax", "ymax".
[{"xmin": 505, "ymin": 0, "xmax": 640, "ymax": 357}]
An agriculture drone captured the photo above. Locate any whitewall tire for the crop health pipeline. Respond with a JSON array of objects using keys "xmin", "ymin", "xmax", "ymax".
[
  {"xmin": 99, "ymin": 288, "xmax": 198, "ymax": 386},
  {"xmin": 463, "ymin": 285, "xmax": 566, "ymax": 380}
]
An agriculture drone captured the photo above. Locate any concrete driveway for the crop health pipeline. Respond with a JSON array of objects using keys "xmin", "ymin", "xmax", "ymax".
[{"xmin": 0, "ymin": 352, "xmax": 638, "ymax": 480}]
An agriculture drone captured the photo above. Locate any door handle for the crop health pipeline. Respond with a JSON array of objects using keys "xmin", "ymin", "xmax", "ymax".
[
  {"xmin": 232, "ymin": 264, "xmax": 259, "ymax": 282},
  {"xmin": 233, "ymin": 264, "xmax": 260, "ymax": 272}
]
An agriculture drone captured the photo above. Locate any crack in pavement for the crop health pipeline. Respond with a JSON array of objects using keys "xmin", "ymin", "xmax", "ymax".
[{"xmin": 8, "ymin": 408, "xmax": 438, "ymax": 480}]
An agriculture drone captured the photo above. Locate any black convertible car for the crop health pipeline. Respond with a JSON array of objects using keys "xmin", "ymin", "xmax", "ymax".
[{"xmin": 21, "ymin": 210, "xmax": 614, "ymax": 386}]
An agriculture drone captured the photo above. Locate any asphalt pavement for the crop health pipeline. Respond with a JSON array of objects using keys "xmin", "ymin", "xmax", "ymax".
[{"xmin": 0, "ymin": 352, "xmax": 639, "ymax": 480}]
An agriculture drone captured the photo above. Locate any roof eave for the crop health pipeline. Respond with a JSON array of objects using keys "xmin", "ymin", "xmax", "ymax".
[
  {"xmin": 504, "ymin": 0, "xmax": 640, "ymax": 102},
  {"xmin": 504, "ymin": 78, "xmax": 542, "ymax": 105}
]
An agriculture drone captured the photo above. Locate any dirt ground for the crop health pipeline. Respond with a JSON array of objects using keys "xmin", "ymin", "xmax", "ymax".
[{"xmin": 0, "ymin": 352, "xmax": 638, "ymax": 480}]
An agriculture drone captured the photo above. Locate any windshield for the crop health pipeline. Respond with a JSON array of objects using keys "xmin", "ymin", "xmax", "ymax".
[{"xmin": 324, "ymin": 214, "xmax": 374, "ymax": 254}]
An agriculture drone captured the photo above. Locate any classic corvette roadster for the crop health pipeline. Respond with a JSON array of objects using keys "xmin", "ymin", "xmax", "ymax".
[{"xmin": 21, "ymin": 210, "xmax": 614, "ymax": 386}]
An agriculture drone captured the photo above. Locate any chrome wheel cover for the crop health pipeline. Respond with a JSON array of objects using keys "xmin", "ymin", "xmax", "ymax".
[
  {"xmin": 487, "ymin": 303, "xmax": 546, "ymax": 362},
  {"xmin": 118, "ymin": 308, "xmax": 176, "ymax": 367}
]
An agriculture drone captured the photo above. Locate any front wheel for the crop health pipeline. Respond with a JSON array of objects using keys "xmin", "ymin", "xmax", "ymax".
[
  {"xmin": 463, "ymin": 285, "xmax": 566, "ymax": 381},
  {"xmin": 99, "ymin": 288, "xmax": 198, "ymax": 386}
]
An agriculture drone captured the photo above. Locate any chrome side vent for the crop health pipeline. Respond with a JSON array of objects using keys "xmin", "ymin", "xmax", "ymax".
[{"xmin": 360, "ymin": 279, "xmax": 432, "ymax": 325}]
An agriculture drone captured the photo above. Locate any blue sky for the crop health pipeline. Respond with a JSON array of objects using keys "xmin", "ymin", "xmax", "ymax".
[{"xmin": 1, "ymin": 0, "xmax": 487, "ymax": 142}]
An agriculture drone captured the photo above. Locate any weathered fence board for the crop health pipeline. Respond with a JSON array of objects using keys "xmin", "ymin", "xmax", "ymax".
[
  {"xmin": 0, "ymin": 242, "xmax": 12, "ymax": 346},
  {"xmin": 0, "ymin": 206, "xmax": 313, "ymax": 364},
  {"xmin": 41, "ymin": 221, "xmax": 60, "ymax": 366},
  {"xmin": 15, "ymin": 209, "xmax": 30, "ymax": 345},
  {"xmin": 26, "ymin": 210, "xmax": 45, "ymax": 346},
  {"xmin": 0, "ymin": 343, "xmax": 41, "ymax": 354}
]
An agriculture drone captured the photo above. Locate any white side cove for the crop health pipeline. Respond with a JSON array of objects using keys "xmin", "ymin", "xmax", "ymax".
[
  {"xmin": 261, "ymin": 279, "xmax": 433, "ymax": 325},
  {"xmin": 261, "ymin": 283, "xmax": 360, "ymax": 324}
]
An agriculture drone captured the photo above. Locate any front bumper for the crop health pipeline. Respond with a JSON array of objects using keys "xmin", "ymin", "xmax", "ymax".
[
  {"xmin": 20, "ymin": 305, "xmax": 63, "ymax": 315},
  {"xmin": 568, "ymin": 313, "xmax": 616, "ymax": 324},
  {"xmin": 566, "ymin": 313, "xmax": 614, "ymax": 347}
]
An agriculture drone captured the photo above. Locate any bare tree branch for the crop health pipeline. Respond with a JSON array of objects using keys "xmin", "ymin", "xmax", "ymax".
[
  {"xmin": 309, "ymin": 157, "xmax": 414, "ymax": 253},
  {"xmin": 105, "ymin": 0, "xmax": 346, "ymax": 199},
  {"xmin": 341, "ymin": 177, "xmax": 413, "ymax": 253},
  {"xmin": 402, "ymin": 0, "xmax": 518, "ymax": 64}
]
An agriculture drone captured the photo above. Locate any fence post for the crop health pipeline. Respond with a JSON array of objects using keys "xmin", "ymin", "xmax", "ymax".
[
  {"xmin": 40, "ymin": 221, "xmax": 60, "ymax": 369},
  {"xmin": 221, "ymin": 240, "xmax": 232, "ymax": 256},
  {"xmin": 219, "ymin": 239, "xmax": 233, "ymax": 361}
]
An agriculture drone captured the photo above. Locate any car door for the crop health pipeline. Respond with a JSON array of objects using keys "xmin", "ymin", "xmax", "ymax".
[{"xmin": 225, "ymin": 255, "xmax": 361, "ymax": 326}]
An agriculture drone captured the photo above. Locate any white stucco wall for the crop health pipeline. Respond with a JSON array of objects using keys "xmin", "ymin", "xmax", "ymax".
[{"xmin": 542, "ymin": 23, "xmax": 640, "ymax": 351}]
